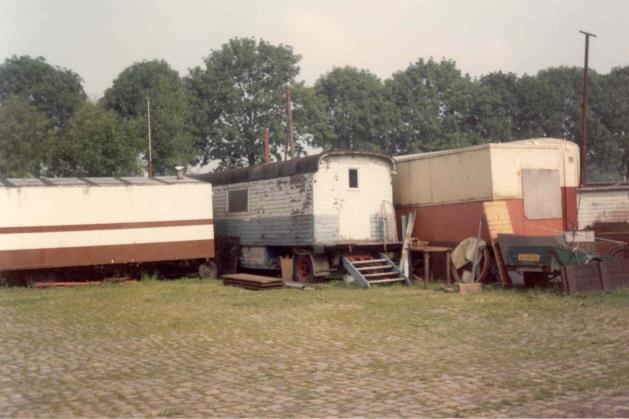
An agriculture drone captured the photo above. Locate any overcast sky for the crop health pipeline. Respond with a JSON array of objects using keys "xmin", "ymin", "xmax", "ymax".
[{"xmin": 1, "ymin": 0, "xmax": 627, "ymax": 99}]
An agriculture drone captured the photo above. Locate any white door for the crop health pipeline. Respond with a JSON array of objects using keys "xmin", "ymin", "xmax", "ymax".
[{"xmin": 338, "ymin": 167, "xmax": 371, "ymax": 240}]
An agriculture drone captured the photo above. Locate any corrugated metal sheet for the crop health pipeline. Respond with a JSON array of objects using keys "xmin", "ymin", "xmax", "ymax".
[
  {"xmin": 0, "ymin": 176, "xmax": 202, "ymax": 187},
  {"xmin": 577, "ymin": 184, "xmax": 629, "ymax": 229}
]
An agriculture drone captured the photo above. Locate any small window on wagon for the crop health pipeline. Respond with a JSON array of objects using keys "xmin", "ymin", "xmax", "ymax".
[
  {"xmin": 348, "ymin": 168, "xmax": 358, "ymax": 189},
  {"xmin": 228, "ymin": 188, "xmax": 248, "ymax": 213}
]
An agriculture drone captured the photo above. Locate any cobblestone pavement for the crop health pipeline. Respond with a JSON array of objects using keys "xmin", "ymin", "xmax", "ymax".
[{"xmin": 0, "ymin": 281, "xmax": 627, "ymax": 417}]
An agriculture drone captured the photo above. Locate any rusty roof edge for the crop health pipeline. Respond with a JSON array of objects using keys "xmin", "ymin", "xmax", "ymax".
[
  {"xmin": 318, "ymin": 150, "xmax": 397, "ymax": 174},
  {"xmin": 194, "ymin": 150, "xmax": 396, "ymax": 186}
]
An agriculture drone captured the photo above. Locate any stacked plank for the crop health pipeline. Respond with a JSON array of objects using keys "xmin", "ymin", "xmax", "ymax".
[
  {"xmin": 483, "ymin": 201, "xmax": 514, "ymax": 287},
  {"xmin": 222, "ymin": 273, "xmax": 284, "ymax": 290}
]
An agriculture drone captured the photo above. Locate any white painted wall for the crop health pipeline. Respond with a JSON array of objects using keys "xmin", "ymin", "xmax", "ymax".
[
  {"xmin": 0, "ymin": 182, "xmax": 213, "ymax": 251},
  {"xmin": 490, "ymin": 140, "xmax": 579, "ymax": 199},
  {"xmin": 393, "ymin": 138, "xmax": 580, "ymax": 206},
  {"xmin": 313, "ymin": 155, "xmax": 396, "ymax": 242}
]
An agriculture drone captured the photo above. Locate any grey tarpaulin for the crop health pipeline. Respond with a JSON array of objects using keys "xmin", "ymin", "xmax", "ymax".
[{"xmin": 451, "ymin": 237, "xmax": 487, "ymax": 270}]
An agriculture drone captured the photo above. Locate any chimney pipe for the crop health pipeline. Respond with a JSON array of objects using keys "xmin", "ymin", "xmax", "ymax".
[{"xmin": 175, "ymin": 165, "xmax": 184, "ymax": 180}]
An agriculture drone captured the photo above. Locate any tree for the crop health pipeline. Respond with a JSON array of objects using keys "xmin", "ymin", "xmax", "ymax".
[
  {"xmin": 48, "ymin": 102, "xmax": 143, "ymax": 177},
  {"xmin": 0, "ymin": 96, "xmax": 51, "ymax": 177},
  {"xmin": 187, "ymin": 37, "xmax": 302, "ymax": 168},
  {"xmin": 595, "ymin": 66, "xmax": 629, "ymax": 180},
  {"xmin": 386, "ymin": 58, "xmax": 478, "ymax": 154},
  {"xmin": 0, "ymin": 55, "xmax": 86, "ymax": 127},
  {"xmin": 103, "ymin": 60, "xmax": 193, "ymax": 175},
  {"xmin": 469, "ymin": 71, "xmax": 520, "ymax": 142},
  {"xmin": 312, "ymin": 66, "xmax": 395, "ymax": 152}
]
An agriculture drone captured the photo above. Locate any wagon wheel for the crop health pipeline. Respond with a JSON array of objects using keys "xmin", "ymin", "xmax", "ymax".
[
  {"xmin": 451, "ymin": 247, "xmax": 491, "ymax": 283},
  {"xmin": 293, "ymin": 254, "xmax": 314, "ymax": 283}
]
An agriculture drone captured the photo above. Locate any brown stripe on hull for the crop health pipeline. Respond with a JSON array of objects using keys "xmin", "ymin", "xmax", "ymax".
[
  {"xmin": 0, "ymin": 219, "xmax": 213, "ymax": 234},
  {"xmin": 0, "ymin": 240, "xmax": 215, "ymax": 271}
]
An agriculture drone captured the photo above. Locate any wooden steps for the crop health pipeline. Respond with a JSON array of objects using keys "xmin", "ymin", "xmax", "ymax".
[{"xmin": 342, "ymin": 253, "xmax": 410, "ymax": 288}]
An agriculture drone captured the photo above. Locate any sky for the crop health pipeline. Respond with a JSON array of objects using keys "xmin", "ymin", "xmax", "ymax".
[{"xmin": 1, "ymin": 0, "xmax": 628, "ymax": 99}]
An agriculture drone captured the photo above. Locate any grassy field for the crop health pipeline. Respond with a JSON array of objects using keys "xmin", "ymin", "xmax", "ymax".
[{"xmin": 0, "ymin": 279, "xmax": 628, "ymax": 417}]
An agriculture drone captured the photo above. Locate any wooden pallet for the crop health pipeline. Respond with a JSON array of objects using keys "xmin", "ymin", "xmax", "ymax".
[
  {"xmin": 222, "ymin": 273, "xmax": 284, "ymax": 290},
  {"xmin": 483, "ymin": 201, "xmax": 514, "ymax": 287}
]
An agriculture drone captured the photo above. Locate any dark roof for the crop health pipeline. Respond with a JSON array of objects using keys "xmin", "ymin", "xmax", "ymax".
[
  {"xmin": 194, "ymin": 151, "xmax": 395, "ymax": 186},
  {"xmin": 0, "ymin": 176, "xmax": 202, "ymax": 188}
]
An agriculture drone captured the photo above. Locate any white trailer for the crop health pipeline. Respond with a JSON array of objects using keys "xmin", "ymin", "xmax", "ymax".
[
  {"xmin": 0, "ymin": 176, "xmax": 214, "ymax": 284},
  {"xmin": 199, "ymin": 151, "xmax": 399, "ymax": 282}
]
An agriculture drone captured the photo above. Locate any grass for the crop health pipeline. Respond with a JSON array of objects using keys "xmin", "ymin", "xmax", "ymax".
[{"xmin": 0, "ymin": 279, "xmax": 628, "ymax": 416}]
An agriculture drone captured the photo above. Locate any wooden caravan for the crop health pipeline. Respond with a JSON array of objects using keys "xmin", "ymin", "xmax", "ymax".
[
  {"xmin": 199, "ymin": 151, "xmax": 399, "ymax": 281},
  {"xmin": 393, "ymin": 138, "xmax": 580, "ymax": 244},
  {"xmin": 0, "ymin": 176, "xmax": 215, "ymax": 281}
]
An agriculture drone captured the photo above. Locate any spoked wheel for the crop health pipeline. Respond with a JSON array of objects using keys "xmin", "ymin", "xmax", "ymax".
[
  {"xmin": 451, "ymin": 247, "xmax": 491, "ymax": 283},
  {"xmin": 293, "ymin": 254, "xmax": 314, "ymax": 283}
]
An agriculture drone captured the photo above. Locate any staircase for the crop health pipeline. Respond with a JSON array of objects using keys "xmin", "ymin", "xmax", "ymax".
[{"xmin": 342, "ymin": 253, "xmax": 410, "ymax": 288}]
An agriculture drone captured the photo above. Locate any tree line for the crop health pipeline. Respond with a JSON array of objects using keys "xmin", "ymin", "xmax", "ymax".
[{"xmin": 0, "ymin": 37, "xmax": 627, "ymax": 180}]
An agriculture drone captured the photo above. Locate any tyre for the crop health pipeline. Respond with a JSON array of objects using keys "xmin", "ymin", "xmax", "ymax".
[
  {"xmin": 293, "ymin": 254, "xmax": 314, "ymax": 283},
  {"xmin": 198, "ymin": 261, "xmax": 217, "ymax": 279}
]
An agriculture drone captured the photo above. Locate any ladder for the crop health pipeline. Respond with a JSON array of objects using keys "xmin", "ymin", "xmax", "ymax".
[{"xmin": 342, "ymin": 253, "xmax": 411, "ymax": 288}]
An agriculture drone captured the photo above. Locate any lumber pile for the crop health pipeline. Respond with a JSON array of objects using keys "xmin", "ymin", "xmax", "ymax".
[
  {"xmin": 222, "ymin": 273, "xmax": 284, "ymax": 290},
  {"xmin": 482, "ymin": 201, "xmax": 514, "ymax": 287}
]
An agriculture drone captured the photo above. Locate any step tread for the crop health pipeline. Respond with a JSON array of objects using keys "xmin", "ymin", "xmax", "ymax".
[
  {"xmin": 364, "ymin": 272, "xmax": 400, "ymax": 278},
  {"xmin": 368, "ymin": 277, "xmax": 407, "ymax": 284},
  {"xmin": 350, "ymin": 258, "xmax": 388, "ymax": 265},
  {"xmin": 357, "ymin": 265, "xmax": 392, "ymax": 271}
]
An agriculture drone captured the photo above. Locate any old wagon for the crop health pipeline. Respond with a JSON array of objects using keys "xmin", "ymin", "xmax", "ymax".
[
  {"xmin": 393, "ymin": 138, "xmax": 580, "ymax": 244},
  {"xmin": 198, "ymin": 151, "xmax": 399, "ymax": 282},
  {"xmin": 0, "ymin": 176, "xmax": 215, "ymax": 284}
]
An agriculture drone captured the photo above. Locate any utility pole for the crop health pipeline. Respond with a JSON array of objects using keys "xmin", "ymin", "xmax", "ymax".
[
  {"xmin": 146, "ymin": 96, "xmax": 153, "ymax": 177},
  {"xmin": 263, "ymin": 127, "xmax": 270, "ymax": 163},
  {"xmin": 286, "ymin": 85, "xmax": 295, "ymax": 159},
  {"xmin": 579, "ymin": 30, "xmax": 596, "ymax": 187}
]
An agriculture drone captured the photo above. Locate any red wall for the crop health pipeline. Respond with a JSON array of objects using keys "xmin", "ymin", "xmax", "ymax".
[{"xmin": 396, "ymin": 187, "xmax": 576, "ymax": 244}]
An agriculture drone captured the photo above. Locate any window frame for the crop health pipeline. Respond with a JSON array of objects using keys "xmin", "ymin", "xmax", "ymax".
[
  {"xmin": 348, "ymin": 167, "xmax": 359, "ymax": 190},
  {"xmin": 226, "ymin": 188, "xmax": 249, "ymax": 214}
]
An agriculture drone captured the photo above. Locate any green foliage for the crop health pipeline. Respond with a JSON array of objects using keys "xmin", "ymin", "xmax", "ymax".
[
  {"xmin": 103, "ymin": 60, "xmax": 193, "ymax": 175},
  {"xmin": 0, "ymin": 96, "xmax": 51, "ymax": 177},
  {"xmin": 48, "ymin": 102, "xmax": 143, "ymax": 177},
  {"xmin": 595, "ymin": 66, "xmax": 629, "ymax": 179},
  {"xmin": 386, "ymin": 58, "xmax": 479, "ymax": 154},
  {"xmin": 187, "ymin": 38, "xmax": 301, "ymax": 167},
  {"xmin": 0, "ymin": 55, "xmax": 86, "ymax": 127},
  {"xmin": 470, "ymin": 71, "xmax": 520, "ymax": 142},
  {"xmin": 313, "ymin": 66, "xmax": 394, "ymax": 152}
]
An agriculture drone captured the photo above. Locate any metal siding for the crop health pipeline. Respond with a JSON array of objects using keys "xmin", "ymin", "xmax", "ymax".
[
  {"xmin": 394, "ymin": 139, "xmax": 579, "ymax": 207},
  {"xmin": 0, "ymin": 182, "xmax": 214, "ymax": 270},
  {"xmin": 577, "ymin": 188, "xmax": 629, "ymax": 229},
  {"xmin": 393, "ymin": 147, "xmax": 493, "ymax": 206},
  {"xmin": 212, "ymin": 173, "xmax": 315, "ymax": 246}
]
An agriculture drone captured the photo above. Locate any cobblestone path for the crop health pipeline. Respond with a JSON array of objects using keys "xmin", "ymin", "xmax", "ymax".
[{"xmin": 0, "ymin": 281, "xmax": 627, "ymax": 417}]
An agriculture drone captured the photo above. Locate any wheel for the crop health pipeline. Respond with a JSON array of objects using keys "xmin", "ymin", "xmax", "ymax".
[
  {"xmin": 293, "ymin": 254, "xmax": 314, "ymax": 283},
  {"xmin": 453, "ymin": 247, "xmax": 491, "ymax": 283},
  {"xmin": 198, "ymin": 261, "xmax": 217, "ymax": 279}
]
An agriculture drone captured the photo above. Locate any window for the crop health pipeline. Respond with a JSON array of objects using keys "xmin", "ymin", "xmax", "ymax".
[
  {"xmin": 228, "ymin": 189, "xmax": 248, "ymax": 213},
  {"xmin": 348, "ymin": 169, "xmax": 358, "ymax": 189}
]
